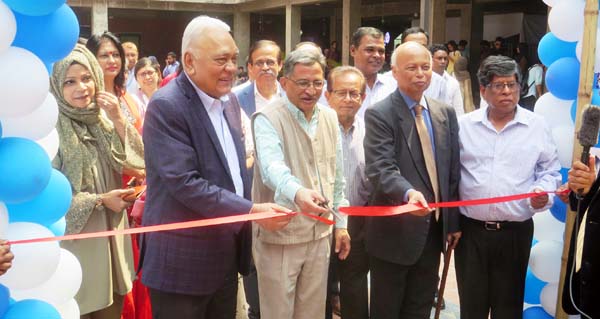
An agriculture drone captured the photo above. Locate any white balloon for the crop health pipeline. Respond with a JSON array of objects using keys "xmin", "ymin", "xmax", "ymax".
[
  {"xmin": 0, "ymin": 222, "xmax": 60, "ymax": 290},
  {"xmin": 0, "ymin": 2, "xmax": 16, "ymax": 54},
  {"xmin": 0, "ymin": 203, "xmax": 7, "ymax": 237},
  {"xmin": 576, "ymin": 28, "xmax": 600, "ymax": 72},
  {"xmin": 552, "ymin": 124, "xmax": 575, "ymax": 168},
  {"xmin": 1, "ymin": 93, "xmax": 59, "ymax": 140},
  {"xmin": 35, "ymin": 129, "xmax": 59, "ymax": 161},
  {"xmin": 529, "ymin": 240, "xmax": 563, "ymax": 283},
  {"xmin": 55, "ymin": 299, "xmax": 80, "ymax": 319},
  {"xmin": 548, "ymin": 0, "xmax": 585, "ymax": 42},
  {"xmin": 540, "ymin": 282, "xmax": 559, "ymax": 316},
  {"xmin": 0, "ymin": 47, "xmax": 49, "ymax": 117},
  {"xmin": 533, "ymin": 210, "xmax": 565, "ymax": 242},
  {"xmin": 10, "ymin": 249, "xmax": 82, "ymax": 306},
  {"xmin": 534, "ymin": 93, "xmax": 574, "ymax": 129}
]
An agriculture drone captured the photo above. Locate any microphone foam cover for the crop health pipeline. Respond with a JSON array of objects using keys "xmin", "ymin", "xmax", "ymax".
[{"xmin": 579, "ymin": 106, "xmax": 600, "ymax": 147}]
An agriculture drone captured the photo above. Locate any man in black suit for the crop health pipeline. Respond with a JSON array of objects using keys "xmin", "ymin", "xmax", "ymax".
[
  {"xmin": 141, "ymin": 16, "xmax": 290, "ymax": 319},
  {"xmin": 562, "ymin": 156, "xmax": 600, "ymax": 319},
  {"xmin": 364, "ymin": 41, "xmax": 461, "ymax": 319}
]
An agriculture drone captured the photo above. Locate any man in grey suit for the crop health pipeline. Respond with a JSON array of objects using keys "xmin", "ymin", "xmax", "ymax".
[{"xmin": 364, "ymin": 41, "xmax": 461, "ymax": 319}]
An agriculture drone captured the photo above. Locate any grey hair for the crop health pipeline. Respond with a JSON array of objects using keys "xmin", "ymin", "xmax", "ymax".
[
  {"xmin": 181, "ymin": 16, "xmax": 230, "ymax": 59},
  {"xmin": 327, "ymin": 66, "xmax": 366, "ymax": 93},
  {"xmin": 477, "ymin": 55, "xmax": 522, "ymax": 87},
  {"xmin": 390, "ymin": 42, "xmax": 432, "ymax": 67},
  {"xmin": 283, "ymin": 49, "xmax": 326, "ymax": 77}
]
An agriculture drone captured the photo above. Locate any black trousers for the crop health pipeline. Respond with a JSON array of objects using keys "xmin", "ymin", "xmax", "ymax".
[
  {"xmin": 455, "ymin": 216, "xmax": 533, "ymax": 319},
  {"xmin": 339, "ymin": 237, "xmax": 370, "ymax": 319},
  {"xmin": 369, "ymin": 218, "xmax": 442, "ymax": 319},
  {"xmin": 149, "ymin": 266, "xmax": 238, "ymax": 319},
  {"xmin": 243, "ymin": 263, "xmax": 260, "ymax": 319}
]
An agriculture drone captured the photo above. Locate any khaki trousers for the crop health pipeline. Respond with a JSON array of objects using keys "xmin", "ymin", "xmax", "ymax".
[
  {"xmin": 80, "ymin": 293, "xmax": 124, "ymax": 319},
  {"xmin": 254, "ymin": 235, "xmax": 331, "ymax": 319}
]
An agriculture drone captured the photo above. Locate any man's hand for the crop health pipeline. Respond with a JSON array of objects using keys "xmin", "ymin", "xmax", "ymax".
[
  {"xmin": 556, "ymin": 183, "xmax": 570, "ymax": 204},
  {"xmin": 335, "ymin": 228, "xmax": 351, "ymax": 260},
  {"xmin": 530, "ymin": 188, "xmax": 549, "ymax": 209},
  {"xmin": 447, "ymin": 231, "xmax": 461, "ymax": 250},
  {"xmin": 569, "ymin": 156, "xmax": 596, "ymax": 196},
  {"xmin": 407, "ymin": 190, "xmax": 432, "ymax": 216},
  {"xmin": 251, "ymin": 203, "xmax": 293, "ymax": 231},
  {"xmin": 0, "ymin": 241, "xmax": 14, "ymax": 276},
  {"xmin": 294, "ymin": 188, "xmax": 329, "ymax": 214}
]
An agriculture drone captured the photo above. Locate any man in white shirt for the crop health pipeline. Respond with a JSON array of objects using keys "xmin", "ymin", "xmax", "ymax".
[
  {"xmin": 456, "ymin": 55, "xmax": 561, "ymax": 319},
  {"xmin": 350, "ymin": 27, "xmax": 396, "ymax": 120},
  {"xmin": 519, "ymin": 59, "xmax": 544, "ymax": 111},
  {"xmin": 430, "ymin": 44, "xmax": 464, "ymax": 116},
  {"xmin": 122, "ymin": 42, "xmax": 139, "ymax": 94}
]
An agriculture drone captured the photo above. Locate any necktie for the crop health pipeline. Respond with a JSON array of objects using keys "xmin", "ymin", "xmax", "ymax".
[{"xmin": 414, "ymin": 104, "xmax": 439, "ymax": 220}]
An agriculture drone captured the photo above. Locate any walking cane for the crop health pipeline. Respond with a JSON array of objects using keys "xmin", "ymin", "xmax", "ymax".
[{"xmin": 434, "ymin": 246, "xmax": 454, "ymax": 319}]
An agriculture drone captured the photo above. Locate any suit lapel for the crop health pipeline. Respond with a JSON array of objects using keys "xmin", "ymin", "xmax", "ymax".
[
  {"xmin": 393, "ymin": 91, "xmax": 433, "ymax": 192},
  {"xmin": 178, "ymin": 75, "xmax": 231, "ymax": 177}
]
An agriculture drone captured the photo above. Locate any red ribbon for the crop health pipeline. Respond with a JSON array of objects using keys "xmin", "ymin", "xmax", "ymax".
[{"xmin": 8, "ymin": 190, "xmax": 567, "ymax": 245}]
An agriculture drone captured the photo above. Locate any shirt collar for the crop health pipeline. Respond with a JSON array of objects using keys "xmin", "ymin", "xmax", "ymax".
[
  {"xmin": 185, "ymin": 72, "xmax": 230, "ymax": 113},
  {"xmin": 254, "ymin": 81, "xmax": 281, "ymax": 100},
  {"xmin": 474, "ymin": 104, "xmax": 531, "ymax": 126},
  {"xmin": 398, "ymin": 90, "xmax": 428, "ymax": 111}
]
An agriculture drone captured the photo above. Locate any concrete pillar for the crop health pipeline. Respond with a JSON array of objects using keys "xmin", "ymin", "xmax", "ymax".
[
  {"xmin": 420, "ymin": 0, "xmax": 446, "ymax": 44},
  {"xmin": 285, "ymin": 4, "xmax": 301, "ymax": 54},
  {"xmin": 91, "ymin": 0, "xmax": 108, "ymax": 35},
  {"xmin": 341, "ymin": 0, "xmax": 360, "ymax": 65},
  {"xmin": 233, "ymin": 11, "xmax": 251, "ymax": 67}
]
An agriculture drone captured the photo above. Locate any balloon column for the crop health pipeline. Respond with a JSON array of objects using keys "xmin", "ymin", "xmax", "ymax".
[
  {"xmin": 527, "ymin": 0, "xmax": 596, "ymax": 318},
  {"xmin": 0, "ymin": 1, "xmax": 82, "ymax": 318}
]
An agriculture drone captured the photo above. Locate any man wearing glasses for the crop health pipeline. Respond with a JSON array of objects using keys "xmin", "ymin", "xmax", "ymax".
[
  {"xmin": 456, "ymin": 55, "xmax": 561, "ymax": 318},
  {"xmin": 252, "ymin": 48, "xmax": 351, "ymax": 319}
]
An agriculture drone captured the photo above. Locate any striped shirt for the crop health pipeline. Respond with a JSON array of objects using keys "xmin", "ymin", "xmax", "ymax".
[{"xmin": 340, "ymin": 118, "xmax": 371, "ymax": 206}]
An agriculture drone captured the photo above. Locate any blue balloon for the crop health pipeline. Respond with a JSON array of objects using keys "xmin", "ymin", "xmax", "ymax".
[
  {"xmin": 0, "ymin": 284, "xmax": 9, "ymax": 317},
  {"xmin": 523, "ymin": 306, "xmax": 553, "ymax": 319},
  {"xmin": 48, "ymin": 217, "xmax": 66, "ymax": 237},
  {"xmin": 12, "ymin": 4, "xmax": 79, "ymax": 65},
  {"xmin": 0, "ymin": 137, "xmax": 51, "ymax": 204},
  {"xmin": 560, "ymin": 167, "xmax": 569, "ymax": 183},
  {"xmin": 538, "ymin": 32, "xmax": 578, "ymax": 67},
  {"xmin": 532, "ymin": 238, "xmax": 539, "ymax": 246},
  {"xmin": 546, "ymin": 57, "xmax": 580, "ymax": 100},
  {"xmin": 7, "ymin": 169, "xmax": 72, "ymax": 226},
  {"xmin": 3, "ymin": 0, "xmax": 65, "ymax": 16},
  {"xmin": 4, "ymin": 299, "xmax": 60, "ymax": 319},
  {"xmin": 524, "ymin": 268, "xmax": 546, "ymax": 304},
  {"xmin": 550, "ymin": 197, "xmax": 567, "ymax": 222}
]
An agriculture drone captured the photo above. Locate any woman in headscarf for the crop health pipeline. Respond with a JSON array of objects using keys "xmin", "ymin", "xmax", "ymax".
[
  {"xmin": 51, "ymin": 43, "xmax": 145, "ymax": 319},
  {"xmin": 453, "ymin": 56, "xmax": 475, "ymax": 113}
]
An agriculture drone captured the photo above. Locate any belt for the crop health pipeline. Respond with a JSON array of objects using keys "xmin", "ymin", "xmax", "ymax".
[{"xmin": 462, "ymin": 216, "xmax": 528, "ymax": 231}]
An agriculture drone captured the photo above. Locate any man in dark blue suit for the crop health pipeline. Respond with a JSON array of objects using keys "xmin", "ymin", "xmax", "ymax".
[{"xmin": 140, "ymin": 16, "xmax": 291, "ymax": 319}]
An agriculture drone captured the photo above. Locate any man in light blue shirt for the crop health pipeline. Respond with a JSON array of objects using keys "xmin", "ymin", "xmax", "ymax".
[
  {"xmin": 252, "ymin": 48, "xmax": 350, "ymax": 319},
  {"xmin": 456, "ymin": 55, "xmax": 561, "ymax": 319}
]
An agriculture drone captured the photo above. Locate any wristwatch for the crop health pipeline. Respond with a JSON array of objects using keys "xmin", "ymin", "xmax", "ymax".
[{"xmin": 94, "ymin": 194, "xmax": 103, "ymax": 208}]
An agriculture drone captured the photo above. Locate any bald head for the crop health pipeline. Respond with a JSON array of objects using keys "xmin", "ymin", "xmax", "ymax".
[{"xmin": 391, "ymin": 42, "xmax": 432, "ymax": 101}]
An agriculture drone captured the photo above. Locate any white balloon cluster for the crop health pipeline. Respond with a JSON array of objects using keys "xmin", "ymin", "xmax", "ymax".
[{"xmin": 0, "ymin": 0, "xmax": 82, "ymax": 318}]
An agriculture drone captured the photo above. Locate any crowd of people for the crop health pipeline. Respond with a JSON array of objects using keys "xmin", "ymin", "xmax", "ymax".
[{"xmin": 1, "ymin": 14, "xmax": 599, "ymax": 319}]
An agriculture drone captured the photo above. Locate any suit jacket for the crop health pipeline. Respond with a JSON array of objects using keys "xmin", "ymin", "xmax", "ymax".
[
  {"xmin": 235, "ymin": 82, "xmax": 256, "ymax": 116},
  {"xmin": 364, "ymin": 89, "xmax": 460, "ymax": 266},
  {"xmin": 140, "ymin": 73, "xmax": 253, "ymax": 296},
  {"xmin": 562, "ymin": 177, "xmax": 600, "ymax": 317}
]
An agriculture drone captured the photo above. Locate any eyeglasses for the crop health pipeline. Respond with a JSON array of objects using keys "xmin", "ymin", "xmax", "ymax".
[
  {"xmin": 252, "ymin": 59, "xmax": 278, "ymax": 67},
  {"xmin": 332, "ymin": 90, "xmax": 362, "ymax": 101},
  {"xmin": 288, "ymin": 78, "xmax": 325, "ymax": 90},
  {"xmin": 138, "ymin": 70, "xmax": 156, "ymax": 78},
  {"xmin": 487, "ymin": 81, "xmax": 519, "ymax": 93},
  {"xmin": 97, "ymin": 52, "xmax": 121, "ymax": 61}
]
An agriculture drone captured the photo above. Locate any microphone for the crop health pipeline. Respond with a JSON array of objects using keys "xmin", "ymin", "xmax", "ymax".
[{"xmin": 578, "ymin": 105, "xmax": 600, "ymax": 165}]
